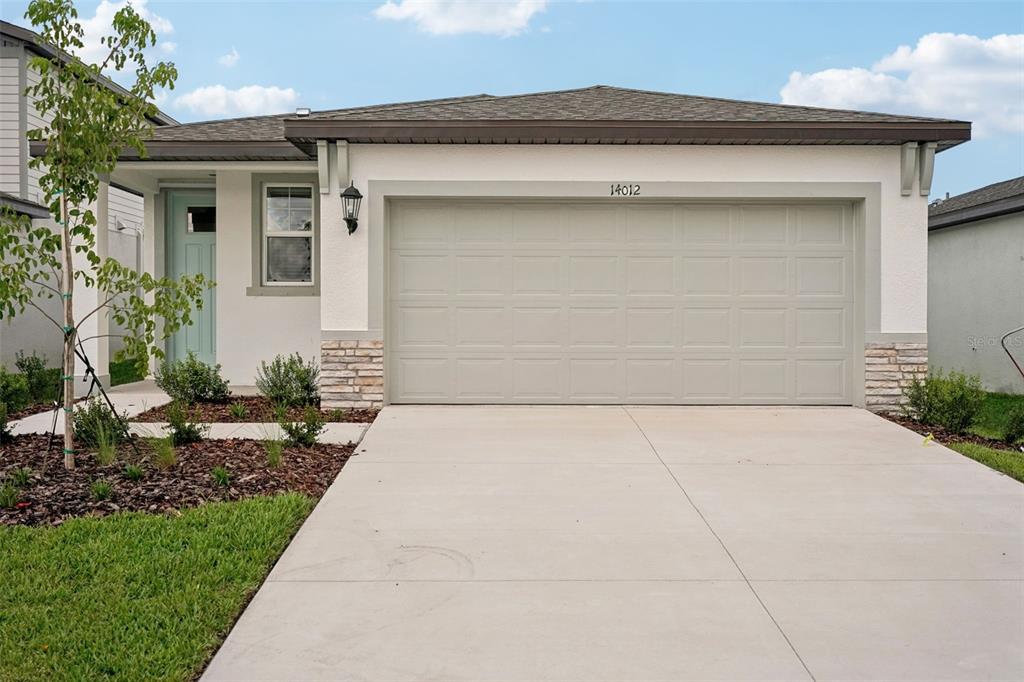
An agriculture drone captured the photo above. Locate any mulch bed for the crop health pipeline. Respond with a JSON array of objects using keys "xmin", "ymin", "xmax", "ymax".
[
  {"xmin": 131, "ymin": 395, "xmax": 378, "ymax": 424},
  {"xmin": 0, "ymin": 434, "xmax": 355, "ymax": 526},
  {"xmin": 884, "ymin": 414, "xmax": 1020, "ymax": 451}
]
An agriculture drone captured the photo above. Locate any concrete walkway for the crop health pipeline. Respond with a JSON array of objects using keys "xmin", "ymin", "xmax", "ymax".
[
  {"xmin": 203, "ymin": 406, "xmax": 1024, "ymax": 681},
  {"xmin": 11, "ymin": 380, "xmax": 367, "ymax": 443}
]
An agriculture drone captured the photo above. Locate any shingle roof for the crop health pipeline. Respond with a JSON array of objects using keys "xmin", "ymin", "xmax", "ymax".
[
  {"xmin": 153, "ymin": 86, "xmax": 963, "ymax": 143},
  {"xmin": 306, "ymin": 86, "xmax": 958, "ymax": 124},
  {"xmin": 928, "ymin": 176, "xmax": 1024, "ymax": 230},
  {"xmin": 130, "ymin": 85, "xmax": 970, "ymax": 160},
  {"xmin": 930, "ymin": 176, "xmax": 1024, "ymax": 216}
]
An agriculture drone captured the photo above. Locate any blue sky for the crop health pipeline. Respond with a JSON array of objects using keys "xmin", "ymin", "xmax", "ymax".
[{"xmin": 4, "ymin": 0, "xmax": 1021, "ymax": 197}]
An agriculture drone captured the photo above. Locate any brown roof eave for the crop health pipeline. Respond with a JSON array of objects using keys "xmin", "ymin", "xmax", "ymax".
[
  {"xmin": 30, "ymin": 140, "xmax": 314, "ymax": 162},
  {"xmin": 282, "ymin": 119, "xmax": 971, "ymax": 148},
  {"xmin": 929, "ymin": 194, "xmax": 1024, "ymax": 231}
]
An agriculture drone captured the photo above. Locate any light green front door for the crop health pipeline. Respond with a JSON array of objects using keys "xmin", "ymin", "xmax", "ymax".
[{"xmin": 167, "ymin": 190, "xmax": 216, "ymax": 365}]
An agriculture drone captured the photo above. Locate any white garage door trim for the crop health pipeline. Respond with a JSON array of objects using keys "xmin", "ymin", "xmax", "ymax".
[{"xmin": 385, "ymin": 198, "xmax": 859, "ymax": 405}]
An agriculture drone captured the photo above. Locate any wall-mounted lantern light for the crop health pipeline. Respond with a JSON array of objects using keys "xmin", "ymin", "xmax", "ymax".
[{"xmin": 341, "ymin": 182, "xmax": 363, "ymax": 235}]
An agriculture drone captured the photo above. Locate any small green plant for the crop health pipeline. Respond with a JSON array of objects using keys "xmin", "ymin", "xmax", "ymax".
[
  {"xmin": 166, "ymin": 401, "xmax": 208, "ymax": 446},
  {"xmin": 211, "ymin": 466, "xmax": 230, "ymax": 487},
  {"xmin": 902, "ymin": 370, "xmax": 985, "ymax": 435},
  {"xmin": 256, "ymin": 353, "xmax": 320, "ymax": 408},
  {"xmin": 15, "ymin": 351, "xmax": 58, "ymax": 403},
  {"xmin": 123, "ymin": 463, "xmax": 144, "ymax": 481},
  {"xmin": 329, "ymin": 408, "xmax": 345, "ymax": 422},
  {"xmin": 281, "ymin": 406, "xmax": 326, "ymax": 448},
  {"xmin": 149, "ymin": 436, "xmax": 177, "ymax": 470},
  {"xmin": 0, "ymin": 482, "xmax": 18, "ymax": 509},
  {"xmin": 0, "ymin": 366, "xmax": 30, "ymax": 413},
  {"xmin": 90, "ymin": 479, "xmax": 113, "ymax": 501},
  {"xmin": 74, "ymin": 399, "xmax": 126, "ymax": 448},
  {"xmin": 229, "ymin": 401, "xmax": 248, "ymax": 419},
  {"xmin": 264, "ymin": 438, "xmax": 284, "ymax": 468},
  {"xmin": 154, "ymin": 352, "xmax": 230, "ymax": 404},
  {"xmin": 94, "ymin": 419, "xmax": 117, "ymax": 466},
  {"xmin": 9, "ymin": 467, "xmax": 32, "ymax": 488},
  {"xmin": 1003, "ymin": 405, "xmax": 1024, "ymax": 446},
  {"xmin": 0, "ymin": 403, "xmax": 12, "ymax": 445},
  {"xmin": 272, "ymin": 404, "xmax": 288, "ymax": 423}
]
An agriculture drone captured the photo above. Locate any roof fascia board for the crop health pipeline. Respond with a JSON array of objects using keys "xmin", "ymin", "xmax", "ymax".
[
  {"xmin": 282, "ymin": 119, "xmax": 971, "ymax": 146},
  {"xmin": 929, "ymin": 194, "xmax": 1024, "ymax": 230}
]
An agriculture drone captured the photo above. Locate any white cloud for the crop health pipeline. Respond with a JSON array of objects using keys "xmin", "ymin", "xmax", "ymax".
[
  {"xmin": 174, "ymin": 84, "xmax": 299, "ymax": 117},
  {"xmin": 218, "ymin": 47, "xmax": 240, "ymax": 68},
  {"xmin": 781, "ymin": 33, "xmax": 1024, "ymax": 137},
  {"xmin": 374, "ymin": 0, "xmax": 546, "ymax": 36},
  {"xmin": 159, "ymin": 41, "xmax": 177, "ymax": 55},
  {"xmin": 77, "ymin": 0, "xmax": 175, "ymax": 65}
]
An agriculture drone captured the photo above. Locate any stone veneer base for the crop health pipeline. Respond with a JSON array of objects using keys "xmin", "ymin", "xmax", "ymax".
[
  {"xmin": 864, "ymin": 342, "xmax": 927, "ymax": 414},
  {"xmin": 320, "ymin": 340, "xmax": 384, "ymax": 409},
  {"xmin": 319, "ymin": 339, "xmax": 928, "ymax": 412}
]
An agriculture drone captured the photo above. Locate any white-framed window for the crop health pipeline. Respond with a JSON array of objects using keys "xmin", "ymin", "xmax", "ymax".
[{"xmin": 262, "ymin": 183, "xmax": 314, "ymax": 285}]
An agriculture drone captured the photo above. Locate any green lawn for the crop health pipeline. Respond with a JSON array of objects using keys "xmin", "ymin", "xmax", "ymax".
[
  {"xmin": 971, "ymin": 391, "xmax": 1024, "ymax": 441},
  {"xmin": 949, "ymin": 442, "xmax": 1024, "ymax": 484},
  {"xmin": 0, "ymin": 494, "xmax": 314, "ymax": 681}
]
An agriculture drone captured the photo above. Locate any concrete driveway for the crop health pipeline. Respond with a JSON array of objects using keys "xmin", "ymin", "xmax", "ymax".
[{"xmin": 204, "ymin": 407, "xmax": 1024, "ymax": 681}]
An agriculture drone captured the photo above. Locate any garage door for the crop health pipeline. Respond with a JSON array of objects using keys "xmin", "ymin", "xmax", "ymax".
[{"xmin": 388, "ymin": 200, "xmax": 855, "ymax": 404}]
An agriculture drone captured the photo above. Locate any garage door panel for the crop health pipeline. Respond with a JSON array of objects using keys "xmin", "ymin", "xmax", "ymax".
[
  {"xmin": 681, "ymin": 206, "xmax": 732, "ymax": 244},
  {"xmin": 682, "ymin": 257, "xmax": 732, "ymax": 295},
  {"xmin": 738, "ymin": 206, "xmax": 789, "ymax": 244},
  {"xmin": 389, "ymin": 201, "xmax": 855, "ymax": 405},
  {"xmin": 796, "ymin": 359, "xmax": 847, "ymax": 399}
]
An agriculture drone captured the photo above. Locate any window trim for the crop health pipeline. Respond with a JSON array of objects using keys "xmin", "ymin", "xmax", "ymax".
[
  {"xmin": 247, "ymin": 173, "xmax": 320, "ymax": 297},
  {"xmin": 261, "ymin": 182, "xmax": 315, "ymax": 287}
]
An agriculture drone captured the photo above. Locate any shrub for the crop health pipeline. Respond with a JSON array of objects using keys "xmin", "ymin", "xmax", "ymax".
[
  {"xmin": 166, "ymin": 402, "xmax": 208, "ymax": 446},
  {"xmin": 149, "ymin": 437, "xmax": 177, "ymax": 470},
  {"xmin": 902, "ymin": 370, "xmax": 985, "ymax": 435},
  {"xmin": 229, "ymin": 401, "xmax": 248, "ymax": 419},
  {"xmin": 74, "ymin": 399, "xmax": 126, "ymax": 448},
  {"xmin": 9, "ymin": 467, "xmax": 32, "ymax": 488},
  {"xmin": 90, "ymin": 479, "xmax": 113, "ymax": 501},
  {"xmin": 211, "ymin": 466, "xmax": 230, "ymax": 487},
  {"xmin": 15, "ymin": 351, "xmax": 58, "ymax": 403},
  {"xmin": 0, "ymin": 367, "xmax": 30, "ymax": 413},
  {"xmin": 264, "ymin": 438, "xmax": 284, "ymax": 468},
  {"xmin": 1003, "ymin": 406, "xmax": 1024, "ymax": 446},
  {"xmin": 123, "ymin": 463, "xmax": 144, "ymax": 481},
  {"xmin": 0, "ymin": 482, "xmax": 18, "ymax": 509},
  {"xmin": 154, "ymin": 353, "xmax": 230, "ymax": 404},
  {"xmin": 0, "ymin": 404, "xmax": 12, "ymax": 445},
  {"xmin": 256, "ymin": 354, "xmax": 320, "ymax": 408},
  {"xmin": 281, "ymin": 406, "xmax": 325, "ymax": 448}
]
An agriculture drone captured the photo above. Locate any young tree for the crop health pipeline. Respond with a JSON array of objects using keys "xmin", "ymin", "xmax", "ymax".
[{"xmin": 0, "ymin": 0, "xmax": 211, "ymax": 469}]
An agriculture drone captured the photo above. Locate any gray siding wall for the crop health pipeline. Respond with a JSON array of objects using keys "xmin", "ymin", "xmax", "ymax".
[
  {"xmin": 0, "ymin": 41, "xmax": 24, "ymax": 196},
  {"xmin": 928, "ymin": 212, "xmax": 1024, "ymax": 394}
]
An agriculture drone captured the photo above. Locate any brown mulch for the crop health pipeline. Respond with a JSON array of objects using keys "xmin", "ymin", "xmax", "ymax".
[
  {"xmin": 884, "ymin": 414, "xmax": 1017, "ymax": 450},
  {"xmin": 131, "ymin": 395, "xmax": 378, "ymax": 424},
  {"xmin": 0, "ymin": 434, "xmax": 355, "ymax": 527}
]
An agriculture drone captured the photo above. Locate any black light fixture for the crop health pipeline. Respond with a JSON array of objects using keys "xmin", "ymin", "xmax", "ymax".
[{"xmin": 341, "ymin": 181, "xmax": 363, "ymax": 234}]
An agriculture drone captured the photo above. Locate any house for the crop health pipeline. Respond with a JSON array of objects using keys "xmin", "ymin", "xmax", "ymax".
[
  {"xmin": 0, "ymin": 20, "xmax": 176, "ymax": 376},
  {"xmin": 928, "ymin": 176, "xmax": 1024, "ymax": 394},
  {"xmin": 75, "ymin": 85, "xmax": 969, "ymax": 411}
]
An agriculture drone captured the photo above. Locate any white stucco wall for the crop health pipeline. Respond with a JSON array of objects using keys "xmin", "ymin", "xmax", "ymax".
[
  {"xmin": 318, "ymin": 144, "xmax": 929, "ymax": 335},
  {"xmin": 214, "ymin": 171, "xmax": 320, "ymax": 384},
  {"xmin": 929, "ymin": 212, "xmax": 1024, "ymax": 393}
]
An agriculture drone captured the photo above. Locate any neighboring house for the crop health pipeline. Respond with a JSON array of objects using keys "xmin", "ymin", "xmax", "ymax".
[
  {"xmin": 928, "ymin": 176, "xmax": 1024, "ymax": 394},
  {"xmin": 53, "ymin": 85, "xmax": 968, "ymax": 411},
  {"xmin": 0, "ymin": 20, "xmax": 175, "ymax": 376}
]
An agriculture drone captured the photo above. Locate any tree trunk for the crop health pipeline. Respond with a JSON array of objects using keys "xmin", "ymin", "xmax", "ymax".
[{"xmin": 61, "ymin": 193, "xmax": 75, "ymax": 470}]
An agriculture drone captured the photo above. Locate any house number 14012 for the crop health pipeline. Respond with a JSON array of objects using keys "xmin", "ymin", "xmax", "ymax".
[{"xmin": 610, "ymin": 183, "xmax": 641, "ymax": 197}]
